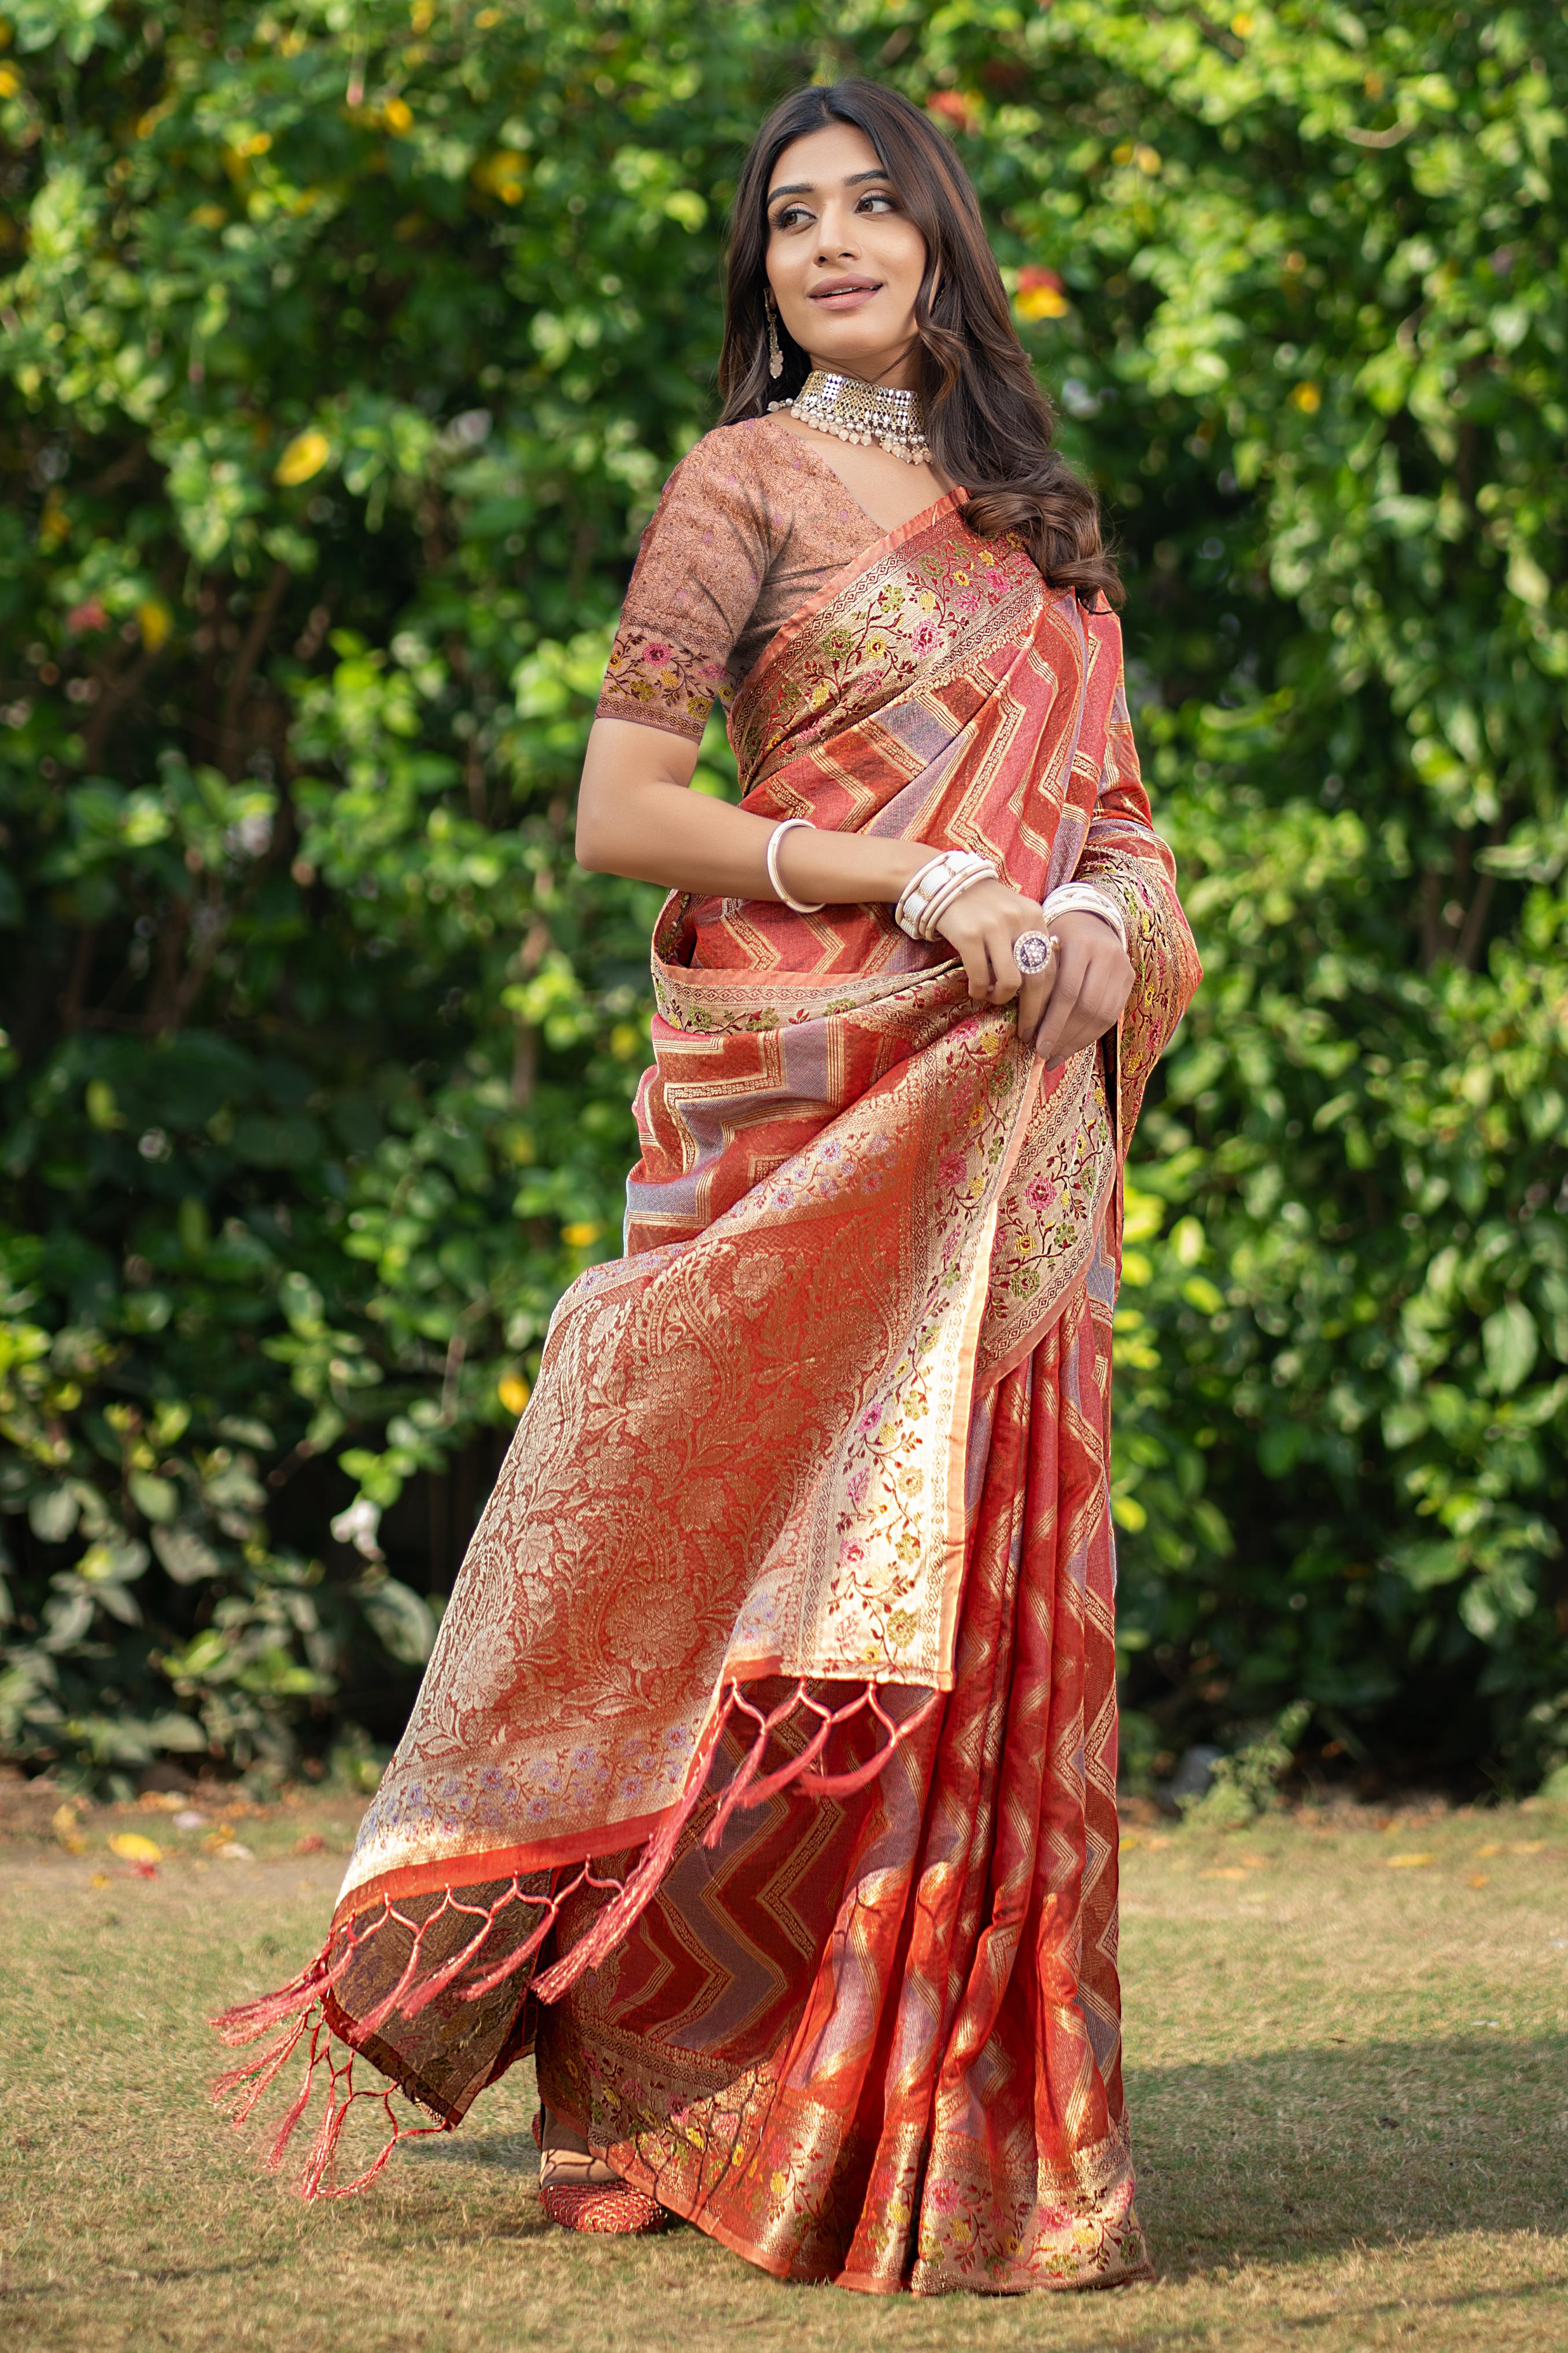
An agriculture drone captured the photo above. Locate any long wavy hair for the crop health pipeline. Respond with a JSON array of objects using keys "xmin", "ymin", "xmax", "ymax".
[{"xmin": 718, "ymin": 79, "xmax": 1120, "ymax": 609}]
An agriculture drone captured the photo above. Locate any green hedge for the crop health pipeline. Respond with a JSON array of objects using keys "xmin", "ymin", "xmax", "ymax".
[{"xmin": 2, "ymin": 1, "xmax": 1564, "ymax": 1796}]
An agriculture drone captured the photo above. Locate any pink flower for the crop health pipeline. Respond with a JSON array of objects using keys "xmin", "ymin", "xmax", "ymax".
[
  {"xmin": 1025, "ymin": 1176, "xmax": 1060, "ymax": 1212},
  {"xmin": 641, "ymin": 639, "xmax": 672, "ymax": 666},
  {"xmin": 912, "ymin": 621, "xmax": 938, "ymax": 653}
]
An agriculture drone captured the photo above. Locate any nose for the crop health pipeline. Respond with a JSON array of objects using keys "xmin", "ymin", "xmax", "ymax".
[{"xmin": 816, "ymin": 202, "xmax": 861, "ymax": 264}]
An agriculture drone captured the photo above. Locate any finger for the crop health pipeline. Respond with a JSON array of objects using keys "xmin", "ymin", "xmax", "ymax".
[
  {"xmin": 1044, "ymin": 982, "xmax": 1123, "ymax": 1070},
  {"xmin": 1014, "ymin": 968, "xmax": 1053, "ymax": 1049},
  {"xmin": 956, "ymin": 940, "xmax": 992, "ymax": 1001},
  {"xmin": 986, "ymin": 928, "xmax": 1021, "ymax": 1006},
  {"xmin": 1032, "ymin": 940, "xmax": 1087, "ymax": 1063}
]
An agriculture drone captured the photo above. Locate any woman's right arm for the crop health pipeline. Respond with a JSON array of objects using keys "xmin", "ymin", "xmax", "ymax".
[
  {"xmin": 574, "ymin": 715, "xmax": 928, "ymax": 907},
  {"xmin": 576, "ymin": 716, "xmax": 1086, "ymax": 1044}
]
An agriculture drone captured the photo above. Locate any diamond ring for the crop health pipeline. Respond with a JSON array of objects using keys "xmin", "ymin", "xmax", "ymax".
[{"xmin": 1012, "ymin": 929, "xmax": 1059, "ymax": 978}]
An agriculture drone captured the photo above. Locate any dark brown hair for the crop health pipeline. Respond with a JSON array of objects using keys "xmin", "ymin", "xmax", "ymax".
[{"xmin": 719, "ymin": 79, "xmax": 1120, "ymax": 609}]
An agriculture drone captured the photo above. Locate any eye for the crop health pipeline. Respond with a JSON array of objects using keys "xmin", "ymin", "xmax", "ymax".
[
  {"xmin": 858, "ymin": 190, "xmax": 898, "ymax": 213},
  {"xmin": 770, "ymin": 203, "xmax": 813, "ymax": 233}
]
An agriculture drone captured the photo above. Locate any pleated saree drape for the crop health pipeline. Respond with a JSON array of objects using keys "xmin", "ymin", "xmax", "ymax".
[{"xmin": 217, "ymin": 491, "xmax": 1200, "ymax": 2295}]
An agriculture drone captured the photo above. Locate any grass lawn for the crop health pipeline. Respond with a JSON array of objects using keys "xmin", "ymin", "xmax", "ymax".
[{"xmin": 2, "ymin": 1788, "xmax": 1566, "ymax": 2352}]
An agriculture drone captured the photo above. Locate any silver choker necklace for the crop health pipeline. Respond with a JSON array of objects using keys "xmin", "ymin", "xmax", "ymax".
[{"xmin": 769, "ymin": 369, "xmax": 931, "ymax": 466}]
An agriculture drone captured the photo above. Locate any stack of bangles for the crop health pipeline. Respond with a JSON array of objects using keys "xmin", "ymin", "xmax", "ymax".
[
  {"xmin": 766, "ymin": 820, "xmax": 1130, "ymax": 967},
  {"xmin": 892, "ymin": 847, "xmax": 998, "ymax": 941}
]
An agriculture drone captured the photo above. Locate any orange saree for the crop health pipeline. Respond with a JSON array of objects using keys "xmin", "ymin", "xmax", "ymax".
[{"xmin": 217, "ymin": 490, "xmax": 1200, "ymax": 2295}]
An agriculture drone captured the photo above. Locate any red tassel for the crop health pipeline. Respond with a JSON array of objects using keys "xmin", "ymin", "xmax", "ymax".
[
  {"xmin": 212, "ymin": 2015, "xmax": 309, "ymax": 2120},
  {"xmin": 532, "ymin": 1695, "xmax": 736, "ymax": 2002},
  {"xmin": 213, "ymin": 1671, "xmax": 939, "ymax": 2199},
  {"xmin": 800, "ymin": 1688, "xmax": 942, "ymax": 1796},
  {"xmin": 265, "ymin": 2065, "xmax": 318, "ymax": 2173},
  {"xmin": 211, "ymin": 1954, "xmax": 329, "ymax": 2045},
  {"xmin": 299, "ymin": 2067, "xmax": 352, "ymax": 2199}
]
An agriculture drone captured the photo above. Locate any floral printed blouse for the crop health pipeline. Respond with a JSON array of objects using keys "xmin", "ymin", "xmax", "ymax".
[{"xmin": 595, "ymin": 415, "xmax": 884, "ymax": 742}]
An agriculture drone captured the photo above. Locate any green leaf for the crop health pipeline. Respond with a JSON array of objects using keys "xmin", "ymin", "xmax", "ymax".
[{"xmin": 1482, "ymin": 1302, "xmax": 1539, "ymax": 1396}]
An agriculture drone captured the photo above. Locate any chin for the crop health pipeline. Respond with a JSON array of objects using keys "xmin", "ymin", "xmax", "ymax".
[{"xmin": 800, "ymin": 324, "xmax": 901, "ymax": 372}]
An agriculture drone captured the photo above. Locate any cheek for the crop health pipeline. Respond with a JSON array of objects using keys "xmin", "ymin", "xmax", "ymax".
[{"xmin": 872, "ymin": 221, "xmax": 929, "ymax": 293}]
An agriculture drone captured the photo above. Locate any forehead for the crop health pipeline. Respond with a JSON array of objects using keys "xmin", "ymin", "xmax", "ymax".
[{"xmin": 769, "ymin": 120, "xmax": 887, "ymax": 192}]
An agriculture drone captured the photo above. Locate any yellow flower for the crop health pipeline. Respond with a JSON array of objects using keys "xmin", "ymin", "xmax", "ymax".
[
  {"xmin": 1231, "ymin": 10, "xmax": 1253, "ymax": 33},
  {"xmin": 0, "ymin": 66, "xmax": 19, "ymax": 98},
  {"xmin": 274, "ymin": 428, "xmax": 331, "ymax": 485},
  {"xmin": 1289, "ymin": 382, "xmax": 1322, "ymax": 413},
  {"xmin": 561, "ymin": 1220, "xmax": 601, "ymax": 1250},
  {"xmin": 1134, "ymin": 143, "xmax": 1161, "ymax": 175},
  {"xmin": 381, "ymin": 95, "xmax": 413, "ymax": 135},
  {"xmin": 1111, "ymin": 140, "xmax": 1135, "ymax": 165},
  {"xmin": 109, "ymin": 1832, "xmax": 162, "ymax": 1865},
  {"xmin": 229, "ymin": 128, "xmax": 272, "ymax": 159},
  {"xmin": 410, "ymin": 0, "xmax": 435, "ymax": 27},
  {"xmin": 137, "ymin": 599, "xmax": 173, "ymax": 653},
  {"xmin": 497, "ymin": 1372, "xmax": 532, "ymax": 1417},
  {"xmin": 473, "ymin": 149, "xmax": 528, "ymax": 204}
]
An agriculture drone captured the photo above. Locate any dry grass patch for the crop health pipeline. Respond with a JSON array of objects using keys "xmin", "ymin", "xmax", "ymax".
[{"xmin": 2, "ymin": 1800, "xmax": 1566, "ymax": 2352}]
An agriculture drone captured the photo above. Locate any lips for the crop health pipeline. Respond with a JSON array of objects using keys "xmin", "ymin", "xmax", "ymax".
[{"xmin": 809, "ymin": 277, "xmax": 884, "ymax": 307}]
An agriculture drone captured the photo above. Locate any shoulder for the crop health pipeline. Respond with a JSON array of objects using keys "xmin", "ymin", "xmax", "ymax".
[
  {"xmin": 655, "ymin": 416, "xmax": 787, "ymax": 507},
  {"xmin": 632, "ymin": 417, "xmax": 798, "ymax": 575}
]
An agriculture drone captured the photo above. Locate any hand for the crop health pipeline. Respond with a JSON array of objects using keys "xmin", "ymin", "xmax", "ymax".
[
  {"xmin": 935, "ymin": 886, "xmax": 1133, "ymax": 1070},
  {"xmin": 1027, "ymin": 909, "xmax": 1134, "ymax": 1070}
]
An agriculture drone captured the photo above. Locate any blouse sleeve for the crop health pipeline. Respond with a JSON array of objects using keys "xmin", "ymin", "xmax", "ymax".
[{"xmin": 596, "ymin": 432, "xmax": 774, "ymax": 742}]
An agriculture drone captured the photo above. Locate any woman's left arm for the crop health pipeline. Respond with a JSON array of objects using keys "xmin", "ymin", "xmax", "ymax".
[{"xmin": 1032, "ymin": 615, "xmax": 1203, "ymax": 1113}]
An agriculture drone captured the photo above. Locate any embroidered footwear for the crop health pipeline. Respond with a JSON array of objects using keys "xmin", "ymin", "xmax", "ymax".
[{"xmin": 533, "ymin": 2108, "xmax": 669, "ymax": 2236}]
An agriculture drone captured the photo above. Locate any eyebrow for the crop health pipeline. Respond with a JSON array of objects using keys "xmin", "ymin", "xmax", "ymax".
[{"xmin": 765, "ymin": 167, "xmax": 892, "ymax": 205}]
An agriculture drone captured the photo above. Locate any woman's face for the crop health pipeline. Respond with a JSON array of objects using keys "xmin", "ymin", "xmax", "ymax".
[{"xmin": 764, "ymin": 121, "xmax": 928, "ymax": 387}]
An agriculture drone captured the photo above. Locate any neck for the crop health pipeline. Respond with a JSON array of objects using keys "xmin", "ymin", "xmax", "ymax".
[{"xmin": 803, "ymin": 343, "xmax": 921, "ymax": 392}]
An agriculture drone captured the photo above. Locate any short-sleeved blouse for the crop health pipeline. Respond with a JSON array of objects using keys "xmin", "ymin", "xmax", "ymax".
[{"xmin": 595, "ymin": 416, "xmax": 883, "ymax": 743}]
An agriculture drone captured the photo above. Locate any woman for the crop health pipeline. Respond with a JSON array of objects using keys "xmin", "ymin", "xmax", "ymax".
[{"xmin": 218, "ymin": 79, "xmax": 1200, "ymax": 2297}]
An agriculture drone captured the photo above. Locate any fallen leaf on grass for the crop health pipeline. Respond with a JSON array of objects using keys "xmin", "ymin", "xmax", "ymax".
[
  {"xmin": 90, "ymin": 1872, "xmax": 110, "ymax": 1888},
  {"xmin": 1201, "ymin": 1866, "xmax": 1249, "ymax": 1881},
  {"xmin": 1508, "ymin": 1840, "xmax": 1547, "ymax": 1855},
  {"xmin": 293, "ymin": 1832, "xmax": 326, "ymax": 1854},
  {"xmin": 1385, "ymin": 1853, "xmax": 1434, "ymax": 1869},
  {"xmin": 1474, "ymin": 1842, "xmax": 1504, "ymax": 1858},
  {"xmin": 52, "ymin": 1803, "xmax": 87, "ymax": 1854},
  {"xmin": 108, "ymin": 1832, "xmax": 161, "ymax": 1866},
  {"xmin": 216, "ymin": 1841, "xmax": 253, "ymax": 1861},
  {"xmin": 1468, "ymin": 1874, "xmax": 1490, "ymax": 1888},
  {"xmin": 1119, "ymin": 1834, "xmax": 1141, "ymax": 1852}
]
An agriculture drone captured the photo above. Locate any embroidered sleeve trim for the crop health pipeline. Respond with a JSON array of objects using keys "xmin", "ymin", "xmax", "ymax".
[{"xmin": 596, "ymin": 623, "xmax": 728, "ymax": 742}]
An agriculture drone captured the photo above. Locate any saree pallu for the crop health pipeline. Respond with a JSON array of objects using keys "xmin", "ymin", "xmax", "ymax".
[{"xmin": 217, "ymin": 492, "xmax": 1200, "ymax": 2295}]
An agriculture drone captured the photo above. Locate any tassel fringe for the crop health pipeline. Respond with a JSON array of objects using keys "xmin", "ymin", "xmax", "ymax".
[{"xmin": 213, "ymin": 1674, "xmax": 935, "ymax": 2198}]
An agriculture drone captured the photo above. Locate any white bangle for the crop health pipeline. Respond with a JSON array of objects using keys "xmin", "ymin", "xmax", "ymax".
[
  {"xmin": 895, "ymin": 849, "xmax": 997, "ymax": 941},
  {"xmin": 766, "ymin": 818, "xmax": 825, "ymax": 915},
  {"xmin": 1041, "ymin": 882, "xmax": 1128, "ymax": 955}
]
